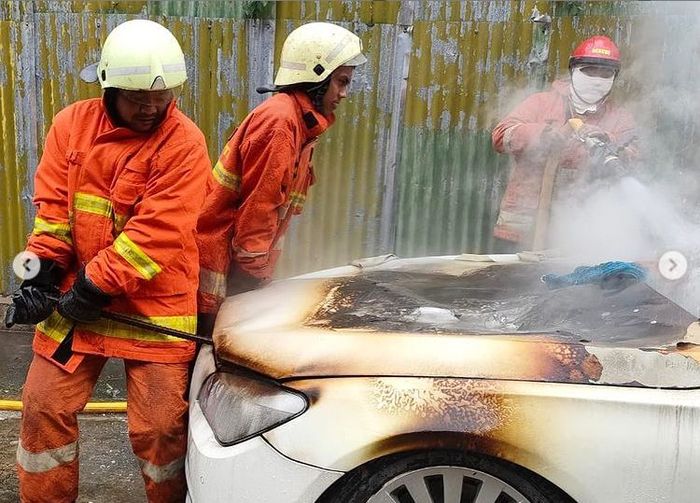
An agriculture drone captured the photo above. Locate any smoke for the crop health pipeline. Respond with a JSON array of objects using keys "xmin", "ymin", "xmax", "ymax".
[
  {"xmin": 545, "ymin": 2, "xmax": 700, "ymax": 317},
  {"xmin": 549, "ymin": 177, "xmax": 700, "ymax": 262}
]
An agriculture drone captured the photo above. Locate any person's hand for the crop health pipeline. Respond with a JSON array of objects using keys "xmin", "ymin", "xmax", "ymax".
[
  {"xmin": 4, "ymin": 284, "xmax": 59, "ymax": 328},
  {"xmin": 540, "ymin": 122, "xmax": 576, "ymax": 149},
  {"xmin": 575, "ymin": 123, "xmax": 610, "ymax": 143},
  {"xmin": 4, "ymin": 258, "xmax": 63, "ymax": 328},
  {"xmin": 57, "ymin": 269, "xmax": 111, "ymax": 323},
  {"xmin": 196, "ymin": 312, "xmax": 217, "ymax": 339}
]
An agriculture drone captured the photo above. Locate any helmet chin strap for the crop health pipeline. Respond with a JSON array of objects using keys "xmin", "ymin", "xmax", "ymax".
[
  {"xmin": 256, "ymin": 77, "xmax": 331, "ymax": 115},
  {"xmin": 305, "ymin": 79, "xmax": 331, "ymax": 113}
]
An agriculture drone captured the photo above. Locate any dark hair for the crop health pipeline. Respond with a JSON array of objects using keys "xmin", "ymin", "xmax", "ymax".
[{"xmin": 103, "ymin": 87, "xmax": 125, "ymax": 126}]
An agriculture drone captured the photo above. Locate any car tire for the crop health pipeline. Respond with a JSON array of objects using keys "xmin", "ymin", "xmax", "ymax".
[{"xmin": 316, "ymin": 449, "xmax": 574, "ymax": 503}]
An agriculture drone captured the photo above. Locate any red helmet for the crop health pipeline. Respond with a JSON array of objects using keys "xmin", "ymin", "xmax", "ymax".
[{"xmin": 569, "ymin": 35, "xmax": 621, "ymax": 71}]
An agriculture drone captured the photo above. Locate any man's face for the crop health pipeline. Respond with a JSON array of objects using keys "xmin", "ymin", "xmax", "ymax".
[
  {"xmin": 114, "ymin": 89, "xmax": 175, "ymax": 133},
  {"xmin": 321, "ymin": 67, "xmax": 354, "ymax": 116}
]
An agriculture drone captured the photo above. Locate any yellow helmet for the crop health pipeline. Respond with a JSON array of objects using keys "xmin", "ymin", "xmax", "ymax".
[
  {"xmin": 81, "ymin": 19, "xmax": 187, "ymax": 91},
  {"xmin": 274, "ymin": 22, "xmax": 367, "ymax": 87}
]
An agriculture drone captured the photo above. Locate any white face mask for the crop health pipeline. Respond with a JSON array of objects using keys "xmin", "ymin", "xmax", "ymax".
[{"xmin": 570, "ymin": 67, "xmax": 615, "ymax": 106}]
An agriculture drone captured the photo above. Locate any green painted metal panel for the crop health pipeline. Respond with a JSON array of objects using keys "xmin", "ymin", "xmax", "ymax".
[
  {"xmin": 395, "ymin": 129, "xmax": 510, "ymax": 256},
  {"xmin": 271, "ymin": 17, "xmax": 398, "ymax": 278},
  {"xmin": 2, "ymin": 1, "xmax": 698, "ymax": 293}
]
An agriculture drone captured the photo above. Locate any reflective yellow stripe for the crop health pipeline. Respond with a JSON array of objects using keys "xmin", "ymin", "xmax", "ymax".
[
  {"xmin": 212, "ymin": 160, "xmax": 241, "ymax": 191},
  {"xmin": 114, "ymin": 233, "xmax": 162, "ymax": 280},
  {"xmin": 74, "ymin": 192, "xmax": 113, "ymax": 218},
  {"xmin": 290, "ymin": 191, "xmax": 306, "ymax": 209},
  {"xmin": 32, "ymin": 217, "xmax": 73, "ymax": 244},
  {"xmin": 199, "ymin": 268, "xmax": 226, "ymax": 298},
  {"xmin": 36, "ymin": 311, "xmax": 73, "ymax": 344},
  {"xmin": 88, "ymin": 315, "xmax": 196, "ymax": 342},
  {"xmin": 17, "ymin": 440, "xmax": 78, "ymax": 473},
  {"xmin": 137, "ymin": 455, "xmax": 185, "ymax": 483}
]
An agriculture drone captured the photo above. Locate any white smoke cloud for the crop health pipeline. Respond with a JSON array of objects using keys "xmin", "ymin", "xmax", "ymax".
[{"xmin": 544, "ymin": 2, "xmax": 700, "ymax": 317}]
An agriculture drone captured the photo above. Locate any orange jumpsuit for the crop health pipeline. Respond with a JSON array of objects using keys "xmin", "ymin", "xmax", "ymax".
[
  {"xmin": 196, "ymin": 90, "xmax": 333, "ymax": 313},
  {"xmin": 17, "ymin": 97, "xmax": 211, "ymax": 502}
]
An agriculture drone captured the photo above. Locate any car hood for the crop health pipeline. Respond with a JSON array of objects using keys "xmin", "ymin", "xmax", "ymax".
[{"xmin": 213, "ymin": 254, "xmax": 700, "ymax": 388}]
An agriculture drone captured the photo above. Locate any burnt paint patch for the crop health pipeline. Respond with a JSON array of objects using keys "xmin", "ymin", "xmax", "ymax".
[
  {"xmin": 539, "ymin": 342, "xmax": 604, "ymax": 382},
  {"xmin": 304, "ymin": 266, "xmax": 694, "ymax": 348},
  {"xmin": 370, "ymin": 378, "xmax": 514, "ymax": 434}
]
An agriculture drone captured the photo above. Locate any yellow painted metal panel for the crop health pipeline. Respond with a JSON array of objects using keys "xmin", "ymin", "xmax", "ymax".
[
  {"xmin": 0, "ymin": 1, "xmax": 684, "ymax": 292},
  {"xmin": 273, "ymin": 19, "xmax": 389, "ymax": 278},
  {"xmin": 0, "ymin": 19, "xmax": 26, "ymax": 292}
]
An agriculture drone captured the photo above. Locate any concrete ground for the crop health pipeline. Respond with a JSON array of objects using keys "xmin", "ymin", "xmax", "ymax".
[{"xmin": 0, "ymin": 299, "xmax": 146, "ymax": 502}]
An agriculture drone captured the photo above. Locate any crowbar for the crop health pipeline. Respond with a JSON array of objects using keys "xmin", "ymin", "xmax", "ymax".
[{"xmin": 100, "ymin": 310, "xmax": 213, "ymax": 345}]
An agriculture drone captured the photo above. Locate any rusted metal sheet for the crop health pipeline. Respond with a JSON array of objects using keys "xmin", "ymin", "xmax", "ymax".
[
  {"xmin": 0, "ymin": 1, "xmax": 690, "ymax": 292},
  {"xmin": 0, "ymin": 18, "xmax": 37, "ymax": 293},
  {"xmin": 273, "ymin": 19, "xmax": 405, "ymax": 278},
  {"xmin": 0, "ymin": 10, "xmax": 255, "ymax": 292}
]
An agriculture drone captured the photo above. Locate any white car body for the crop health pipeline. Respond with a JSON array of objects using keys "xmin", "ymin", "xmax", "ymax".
[{"xmin": 187, "ymin": 254, "xmax": 700, "ymax": 503}]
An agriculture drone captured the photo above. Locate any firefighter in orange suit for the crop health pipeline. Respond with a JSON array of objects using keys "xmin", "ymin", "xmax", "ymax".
[
  {"xmin": 196, "ymin": 22, "xmax": 367, "ymax": 336},
  {"xmin": 4, "ymin": 20, "xmax": 211, "ymax": 502}
]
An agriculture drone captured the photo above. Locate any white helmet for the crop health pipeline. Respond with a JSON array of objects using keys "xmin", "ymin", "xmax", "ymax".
[
  {"xmin": 80, "ymin": 19, "xmax": 187, "ymax": 91},
  {"xmin": 273, "ymin": 22, "xmax": 367, "ymax": 87}
]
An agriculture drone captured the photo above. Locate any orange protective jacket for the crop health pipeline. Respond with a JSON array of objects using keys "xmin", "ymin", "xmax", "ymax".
[
  {"xmin": 26, "ymin": 98, "xmax": 211, "ymax": 372},
  {"xmin": 196, "ymin": 90, "xmax": 333, "ymax": 313},
  {"xmin": 492, "ymin": 79, "xmax": 637, "ymax": 244}
]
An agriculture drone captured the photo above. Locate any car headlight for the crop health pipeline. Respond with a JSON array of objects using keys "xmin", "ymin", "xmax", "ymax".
[{"xmin": 198, "ymin": 370, "xmax": 308, "ymax": 446}]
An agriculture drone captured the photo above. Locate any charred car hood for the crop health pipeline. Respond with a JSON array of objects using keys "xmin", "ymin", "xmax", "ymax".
[{"xmin": 213, "ymin": 255, "xmax": 700, "ymax": 387}]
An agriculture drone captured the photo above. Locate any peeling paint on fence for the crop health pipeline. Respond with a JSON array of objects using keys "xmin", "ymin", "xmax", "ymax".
[{"xmin": 0, "ymin": 1, "xmax": 683, "ymax": 292}]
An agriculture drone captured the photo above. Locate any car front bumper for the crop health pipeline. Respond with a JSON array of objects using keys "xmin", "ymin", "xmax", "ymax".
[{"xmin": 185, "ymin": 347, "xmax": 343, "ymax": 503}]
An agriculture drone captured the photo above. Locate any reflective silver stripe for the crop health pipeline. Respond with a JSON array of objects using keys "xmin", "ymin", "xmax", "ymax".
[
  {"xmin": 162, "ymin": 63, "xmax": 186, "ymax": 72},
  {"xmin": 233, "ymin": 246, "xmax": 267, "ymax": 259},
  {"xmin": 108, "ymin": 65, "xmax": 151, "ymax": 76},
  {"xmin": 17, "ymin": 440, "xmax": 78, "ymax": 473},
  {"xmin": 279, "ymin": 60, "xmax": 306, "ymax": 71},
  {"xmin": 199, "ymin": 268, "xmax": 226, "ymax": 298},
  {"xmin": 137, "ymin": 455, "xmax": 185, "ymax": 483},
  {"xmin": 503, "ymin": 124, "xmax": 521, "ymax": 152},
  {"xmin": 325, "ymin": 35, "xmax": 351, "ymax": 63}
]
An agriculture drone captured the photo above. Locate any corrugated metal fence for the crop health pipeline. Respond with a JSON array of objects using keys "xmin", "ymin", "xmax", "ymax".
[{"xmin": 0, "ymin": 1, "xmax": 692, "ymax": 293}]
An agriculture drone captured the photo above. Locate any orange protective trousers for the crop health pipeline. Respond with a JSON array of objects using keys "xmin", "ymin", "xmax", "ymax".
[{"xmin": 17, "ymin": 354, "xmax": 189, "ymax": 503}]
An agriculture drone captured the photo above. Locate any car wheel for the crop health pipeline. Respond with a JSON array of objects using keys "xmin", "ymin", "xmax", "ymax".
[{"xmin": 317, "ymin": 450, "xmax": 572, "ymax": 503}]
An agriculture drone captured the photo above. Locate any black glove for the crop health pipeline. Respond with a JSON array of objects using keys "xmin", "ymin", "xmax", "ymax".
[
  {"xmin": 57, "ymin": 268, "xmax": 111, "ymax": 324},
  {"xmin": 196, "ymin": 312, "xmax": 217, "ymax": 339},
  {"xmin": 226, "ymin": 270, "xmax": 265, "ymax": 296},
  {"xmin": 4, "ymin": 259, "xmax": 62, "ymax": 328}
]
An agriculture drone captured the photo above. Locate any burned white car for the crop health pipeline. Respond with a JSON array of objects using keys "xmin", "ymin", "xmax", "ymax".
[{"xmin": 186, "ymin": 254, "xmax": 700, "ymax": 503}]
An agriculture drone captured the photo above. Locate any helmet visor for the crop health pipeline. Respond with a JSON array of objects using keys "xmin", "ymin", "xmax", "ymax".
[
  {"xmin": 79, "ymin": 62, "xmax": 99, "ymax": 83},
  {"xmin": 342, "ymin": 53, "xmax": 368, "ymax": 67}
]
